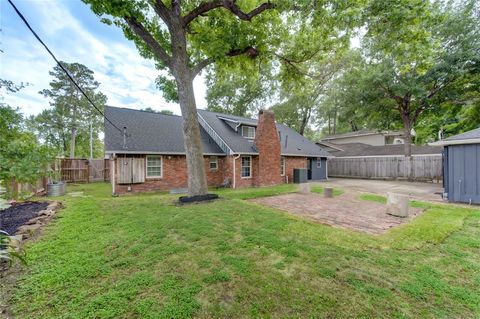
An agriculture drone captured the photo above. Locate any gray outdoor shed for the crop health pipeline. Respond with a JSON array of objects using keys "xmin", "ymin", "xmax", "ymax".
[{"xmin": 432, "ymin": 127, "xmax": 480, "ymax": 204}]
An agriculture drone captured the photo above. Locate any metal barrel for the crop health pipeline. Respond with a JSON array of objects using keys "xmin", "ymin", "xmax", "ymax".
[{"xmin": 47, "ymin": 182, "xmax": 66, "ymax": 197}]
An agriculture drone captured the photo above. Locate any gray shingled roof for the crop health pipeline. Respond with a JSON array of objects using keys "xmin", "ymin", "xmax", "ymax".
[
  {"xmin": 443, "ymin": 127, "xmax": 480, "ymax": 141},
  {"xmin": 105, "ymin": 106, "xmax": 330, "ymax": 157},
  {"xmin": 198, "ymin": 109, "xmax": 330, "ymax": 157},
  {"xmin": 326, "ymin": 142, "xmax": 442, "ymax": 157},
  {"xmin": 104, "ymin": 106, "xmax": 224, "ymax": 154}
]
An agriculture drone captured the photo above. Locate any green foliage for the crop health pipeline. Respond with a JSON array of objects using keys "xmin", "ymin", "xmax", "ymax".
[
  {"xmin": 10, "ymin": 183, "xmax": 480, "ymax": 318},
  {"xmin": 142, "ymin": 107, "xmax": 175, "ymax": 115},
  {"xmin": 0, "ymin": 103, "xmax": 55, "ymax": 199},
  {"xmin": 1, "ymin": 231, "xmax": 27, "ymax": 267},
  {"xmin": 318, "ymin": 0, "xmax": 480, "ymax": 143},
  {"xmin": 29, "ymin": 62, "xmax": 107, "ymax": 158}
]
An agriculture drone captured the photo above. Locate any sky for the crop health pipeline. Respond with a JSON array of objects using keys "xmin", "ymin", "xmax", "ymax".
[{"xmin": 1, "ymin": 0, "xmax": 208, "ymax": 117}]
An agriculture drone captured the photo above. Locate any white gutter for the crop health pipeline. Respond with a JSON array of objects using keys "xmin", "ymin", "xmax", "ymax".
[
  {"xmin": 232, "ymin": 154, "xmax": 240, "ymax": 189},
  {"xmin": 429, "ymin": 138, "xmax": 480, "ymax": 146},
  {"xmin": 326, "ymin": 160, "xmax": 329, "ymax": 180},
  {"xmin": 197, "ymin": 112, "xmax": 235, "ymax": 154}
]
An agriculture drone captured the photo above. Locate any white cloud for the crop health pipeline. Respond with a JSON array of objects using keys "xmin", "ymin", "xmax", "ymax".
[{"xmin": 1, "ymin": 0, "xmax": 208, "ymax": 117}]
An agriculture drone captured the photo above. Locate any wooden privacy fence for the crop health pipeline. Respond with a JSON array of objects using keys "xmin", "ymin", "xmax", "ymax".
[
  {"xmin": 59, "ymin": 158, "xmax": 110, "ymax": 183},
  {"xmin": 328, "ymin": 155, "xmax": 443, "ymax": 182}
]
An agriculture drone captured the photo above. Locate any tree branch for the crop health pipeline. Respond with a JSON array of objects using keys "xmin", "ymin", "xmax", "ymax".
[
  {"xmin": 183, "ymin": 0, "xmax": 275, "ymax": 27},
  {"xmin": 191, "ymin": 46, "xmax": 260, "ymax": 77},
  {"xmin": 274, "ymin": 53, "xmax": 336, "ymax": 81},
  {"xmin": 124, "ymin": 16, "xmax": 172, "ymax": 69},
  {"xmin": 171, "ymin": 0, "xmax": 181, "ymax": 17},
  {"xmin": 151, "ymin": 0, "xmax": 173, "ymax": 26}
]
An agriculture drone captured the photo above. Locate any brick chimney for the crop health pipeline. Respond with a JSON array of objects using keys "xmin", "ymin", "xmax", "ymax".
[{"xmin": 254, "ymin": 109, "xmax": 282, "ymax": 186}]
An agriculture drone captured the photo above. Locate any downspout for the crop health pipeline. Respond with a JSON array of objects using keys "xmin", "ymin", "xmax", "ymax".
[
  {"xmin": 111, "ymin": 153, "xmax": 117, "ymax": 196},
  {"xmin": 326, "ymin": 158, "xmax": 329, "ymax": 180},
  {"xmin": 232, "ymin": 154, "xmax": 240, "ymax": 188},
  {"xmin": 235, "ymin": 121, "xmax": 241, "ymax": 132}
]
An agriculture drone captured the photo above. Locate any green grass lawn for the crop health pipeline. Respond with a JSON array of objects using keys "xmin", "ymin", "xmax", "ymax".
[{"xmin": 11, "ymin": 183, "xmax": 480, "ymax": 318}]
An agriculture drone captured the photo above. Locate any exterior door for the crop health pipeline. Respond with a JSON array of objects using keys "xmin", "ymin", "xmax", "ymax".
[
  {"xmin": 307, "ymin": 158, "xmax": 313, "ymax": 180},
  {"xmin": 309, "ymin": 157, "xmax": 327, "ymax": 180}
]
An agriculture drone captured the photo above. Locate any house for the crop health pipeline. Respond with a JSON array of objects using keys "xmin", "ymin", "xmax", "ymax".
[
  {"xmin": 319, "ymin": 130, "xmax": 405, "ymax": 146},
  {"xmin": 321, "ymin": 143, "xmax": 442, "ymax": 158},
  {"xmin": 322, "ymin": 142, "xmax": 443, "ymax": 181},
  {"xmin": 431, "ymin": 127, "xmax": 480, "ymax": 204},
  {"xmin": 104, "ymin": 106, "xmax": 330, "ymax": 194}
]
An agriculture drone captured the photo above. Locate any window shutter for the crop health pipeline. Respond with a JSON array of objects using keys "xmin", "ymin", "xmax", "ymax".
[
  {"xmin": 132, "ymin": 158, "xmax": 145, "ymax": 183},
  {"xmin": 117, "ymin": 158, "xmax": 132, "ymax": 184}
]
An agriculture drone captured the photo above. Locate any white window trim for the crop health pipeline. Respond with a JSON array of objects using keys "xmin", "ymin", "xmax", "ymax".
[
  {"xmin": 316, "ymin": 158, "xmax": 322, "ymax": 168},
  {"xmin": 146, "ymin": 155, "xmax": 163, "ymax": 178},
  {"xmin": 241, "ymin": 155, "xmax": 252, "ymax": 179},
  {"xmin": 280, "ymin": 156, "xmax": 285, "ymax": 176},
  {"xmin": 242, "ymin": 126, "xmax": 256, "ymax": 139},
  {"xmin": 209, "ymin": 156, "xmax": 218, "ymax": 170}
]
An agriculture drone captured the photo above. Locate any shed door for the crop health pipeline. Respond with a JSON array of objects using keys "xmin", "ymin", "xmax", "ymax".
[
  {"xmin": 116, "ymin": 157, "xmax": 145, "ymax": 184},
  {"xmin": 309, "ymin": 157, "xmax": 327, "ymax": 180},
  {"xmin": 448, "ymin": 144, "xmax": 480, "ymax": 204}
]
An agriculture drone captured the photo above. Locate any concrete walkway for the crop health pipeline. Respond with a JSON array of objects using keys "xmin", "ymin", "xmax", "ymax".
[{"xmin": 314, "ymin": 178, "xmax": 444, "ymax": 203}]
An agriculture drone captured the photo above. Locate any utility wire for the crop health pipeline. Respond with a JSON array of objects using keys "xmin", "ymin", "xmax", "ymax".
[{"xmin": 7, "ymin": 0, "xmax": 123, "ymax": 133}]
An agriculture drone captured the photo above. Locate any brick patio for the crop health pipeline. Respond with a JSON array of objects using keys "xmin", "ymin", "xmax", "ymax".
[{"xmin": 250, "ymin": 192, "xmax": 423, "ymax": 234}]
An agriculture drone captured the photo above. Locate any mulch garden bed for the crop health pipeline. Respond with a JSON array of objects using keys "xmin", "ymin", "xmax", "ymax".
[{"xmin": 0, "ymin": 201, "xmax": 49, "ymax": 235}]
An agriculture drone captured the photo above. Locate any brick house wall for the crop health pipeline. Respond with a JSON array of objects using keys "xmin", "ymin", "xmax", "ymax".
[
  {"xmin": 223, "ymin": 155, "xmax": 260, "ymax": 188},
  {"xmin": 114, "ymin": 155, "xmax": 226, "ymax": 194},
  {"xmin": 283, "ymin": 156, "xmax": 307, "ymax": 183}
]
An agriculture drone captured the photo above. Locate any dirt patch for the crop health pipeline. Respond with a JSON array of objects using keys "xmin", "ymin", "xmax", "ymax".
[
  {"xmin": 0, "ymin": 201, "xmax": 49, "ymax": 235},
  {"xmin": 250, "ymin": 192, "xmax": 423, "ymax": 234},
  {"xmin": 1, "ymin": 201, "xmax": 61, "ymax": 318}
]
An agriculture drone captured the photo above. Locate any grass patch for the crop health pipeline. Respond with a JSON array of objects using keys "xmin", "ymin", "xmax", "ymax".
[
  {"xmin": 10, "ymin": 183, "xmax": 480, "ymax": 318},
  {"xmin": 359, "ymin": 193, "xmax": 387, "ymax": 204},
  {"xmin": 311, "ymin": 185, "xmax": 344, "ymax": 196}
]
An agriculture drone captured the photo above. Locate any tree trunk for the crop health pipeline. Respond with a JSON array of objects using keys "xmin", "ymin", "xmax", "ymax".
[
  {"xmin": 70, "ymin": 126, "xmax": 76, "ymax": 159},
  {"xmin": 400, "ymin": 109, "xmax": 414, "ymax": 181},
  {"xmin": 171, "ymin": 25, "xmax": 208, "ymax": 196},
  {"xmin": 70, "ymin": 105, "xmax": 77, "ymax": 159},
  {"xmin": 400, "ymin": 111, "xmax": 412, "ymax": 158},
  {"xmin": 175, "ymin": 73, "xmax": 209, "ymax": 196}
]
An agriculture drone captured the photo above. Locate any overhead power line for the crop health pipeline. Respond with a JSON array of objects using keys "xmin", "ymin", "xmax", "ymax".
[{"xmin": 7, "ymin": 0, "xmax": 123, "ymax": 133}]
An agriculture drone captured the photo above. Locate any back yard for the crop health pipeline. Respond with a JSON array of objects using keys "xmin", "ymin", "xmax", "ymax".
[{"xmin": 6, "ymin": 183, "xmax": 480, "ymax": 318}]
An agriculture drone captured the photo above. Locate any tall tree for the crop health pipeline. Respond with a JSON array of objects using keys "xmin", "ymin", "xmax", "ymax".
[
  {"xmin": 357, "ymin": 0, "xmax": 479, "ymax": 156},
  {"xmin": 83, "ymin": 0, "xmax": 283, "ymax": 196},
  {"xmin": 32, "ymin": 62, "xmax": 107, "ymax": 158},
  {"xmin": 204, "ymin": 1, "xmax": 364, "ymax": 134}
]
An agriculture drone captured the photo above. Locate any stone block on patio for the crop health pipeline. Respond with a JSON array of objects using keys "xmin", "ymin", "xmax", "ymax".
[
  {"xmin": 386, "ymin": 193, "xmax": 409, "ymax": 218},
  {"xmin": 299, "ymin": 183, "xmax": 310, "ymax": 194},
  {"xmin": 324, "ymin": 187, "xmax": 334, "ymax": 198}
]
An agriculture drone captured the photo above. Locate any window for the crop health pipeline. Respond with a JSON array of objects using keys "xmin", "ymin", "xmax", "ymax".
[
  {"xmin": 316, "ymin": 158, "xmax": 322, "ymax": 168},
  {"xmin": 242, "ymin": 126, "xmax": 255, "ymax": 139},
  {"xmin": 280, "ymin": 156, "xmax": 285, "ymax": 176},
  {"xmin": 209, "ymin": 156, "xmax": 218, "ymax": 170},
  {"xmin": 146, "ymin": 155, "xmax": 162, "ymax": 178},
  {"xmin": 241, "ymin": 156, "xmax": 251, "ymax": 178}
]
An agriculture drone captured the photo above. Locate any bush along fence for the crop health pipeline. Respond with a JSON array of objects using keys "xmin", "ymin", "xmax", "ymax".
[{"xmin": 328, "ymin": 155, "xmax": 443, "ymax": 182}]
